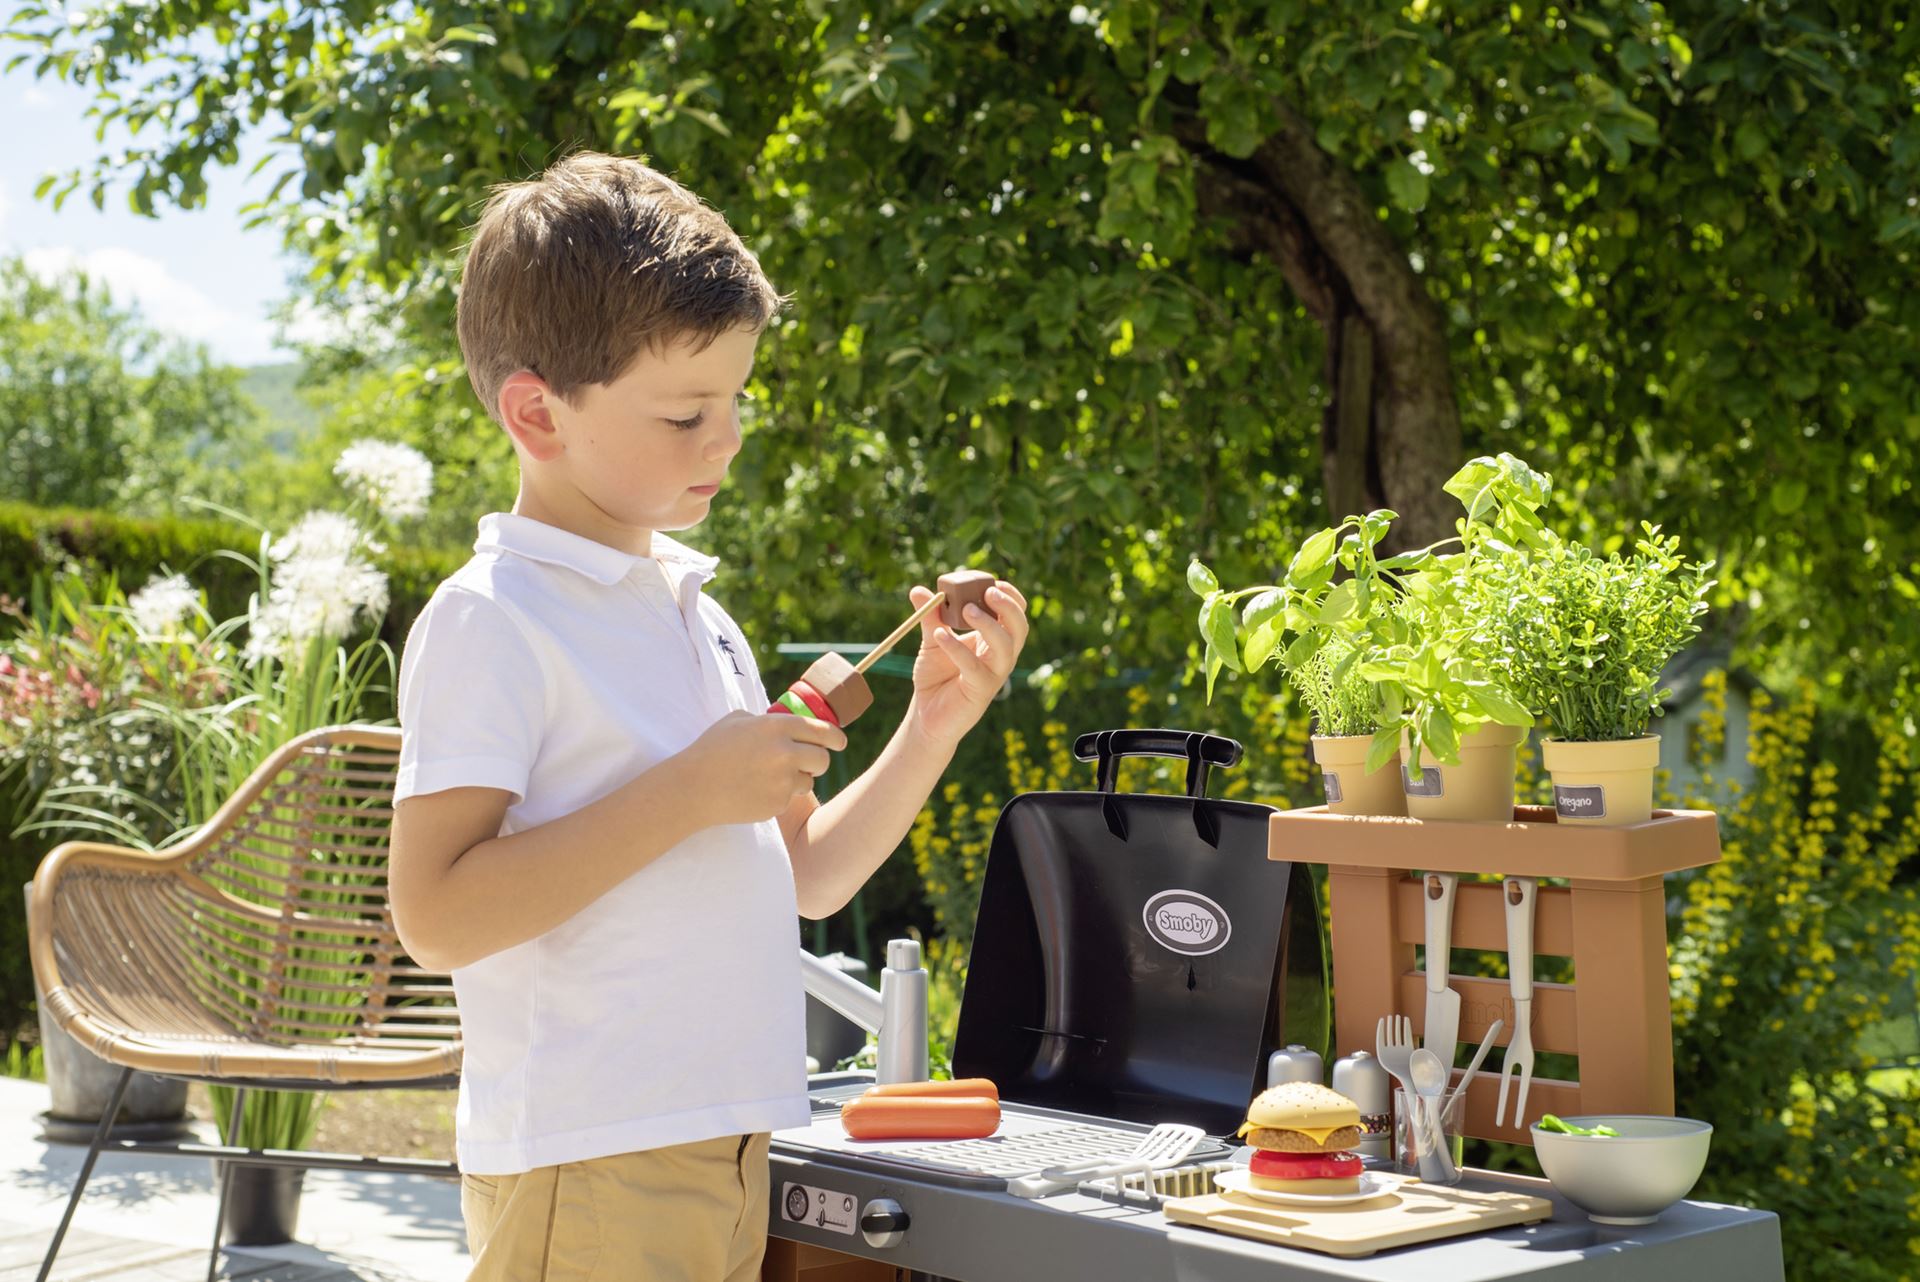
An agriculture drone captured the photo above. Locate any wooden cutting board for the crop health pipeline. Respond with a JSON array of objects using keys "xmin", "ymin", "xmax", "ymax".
[{"xmin": 1163, "ymin": 1176, "xmax": 1553, "ymax": 1258}]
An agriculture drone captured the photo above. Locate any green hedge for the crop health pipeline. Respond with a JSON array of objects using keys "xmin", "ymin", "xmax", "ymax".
[{"xmin": 0, "ymin": 499, "xmax": 463, "ymax": 654}]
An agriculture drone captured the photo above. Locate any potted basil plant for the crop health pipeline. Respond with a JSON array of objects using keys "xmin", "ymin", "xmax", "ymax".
[
  {"xmin": 1351, "ymin": 454, "xmax": 1551, "ymax": 821},
  {"xmin": 1463, "ymin": 523, "xmax": 1714, "ymax": 825},
  {"xmin": 1190, "ymin": 509, "xmax": 1425, "ymax": 816}
]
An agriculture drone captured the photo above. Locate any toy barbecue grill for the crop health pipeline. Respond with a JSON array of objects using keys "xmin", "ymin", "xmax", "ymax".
[{"xmin": 768, "ymin": 732, "xmax": 1326, "ymax": 1226}]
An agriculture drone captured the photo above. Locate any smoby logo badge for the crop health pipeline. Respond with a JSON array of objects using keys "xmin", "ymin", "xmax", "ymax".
[{"xmin": 1142, "ymin": 889, "xmax": 1232, "ymax": 957}]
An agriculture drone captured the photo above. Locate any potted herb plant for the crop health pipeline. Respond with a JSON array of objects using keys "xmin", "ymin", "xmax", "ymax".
[
  {"xmin": 1190, "ymin": 509, "xmax": 1419, "ymax": 815},
  {"xmin": 1462, "ymin": 523, "xmax": 1714, "ymax": 825},
  {"xmin": 1349, "ymin": 455, "xmax": 1550, "ymax": 821},
  {"xmin": 1293, "ymin": 638, "xmax": 1405, "ymax": 815}
]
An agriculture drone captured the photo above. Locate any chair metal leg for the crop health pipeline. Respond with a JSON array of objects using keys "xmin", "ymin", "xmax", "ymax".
[
  {"xmin": 36, "ymin": 1064, "xmax": 133, "ymax": 1282},
  {"xmin": 206, "ymin": 1088, "xmax": 247, "ymax": 1282}
]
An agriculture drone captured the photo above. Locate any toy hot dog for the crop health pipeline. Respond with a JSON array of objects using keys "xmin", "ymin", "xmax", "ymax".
[{"xmin": 840, "ymin": 1093, "xmax": 1001, "ymax": 1141}]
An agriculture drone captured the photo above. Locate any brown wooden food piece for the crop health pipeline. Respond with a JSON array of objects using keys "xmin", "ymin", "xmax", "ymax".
[
  {"xmin": 937, "ymin": 569, "xmax": 996, "ymax": 631},
  {"xmin": 801, "ymin": 652, "xmax": 873, "ymax": 727}
]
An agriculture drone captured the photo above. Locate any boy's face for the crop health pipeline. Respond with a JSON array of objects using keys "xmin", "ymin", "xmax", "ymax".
[{"xmin": 545, "ymin": 326, "xmax": 760, "ymax": 534}]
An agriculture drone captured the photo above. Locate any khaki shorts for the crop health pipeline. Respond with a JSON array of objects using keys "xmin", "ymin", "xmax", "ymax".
[{"xmin": 461, "ymin": 1132, "xmax": 772, "ymax": 1281}]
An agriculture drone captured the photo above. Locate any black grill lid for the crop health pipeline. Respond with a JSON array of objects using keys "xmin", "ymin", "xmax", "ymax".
[{"xmin": 951, "ymin": 730, "xmax": 1328, "ymax": 1137}]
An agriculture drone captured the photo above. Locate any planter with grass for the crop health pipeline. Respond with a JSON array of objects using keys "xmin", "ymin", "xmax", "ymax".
[
  {"xmin": 1467, "ymin": 525, "xmax": 1713, "ymax": 827},
  {"xmin": 1300, "ymin": 642, "xmax": 1404, "ymax": 816}
]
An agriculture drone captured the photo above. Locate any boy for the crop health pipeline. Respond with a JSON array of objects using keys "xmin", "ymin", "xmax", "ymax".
[{"xmin": 389, "ymin": 152, "xmax": 1030, "ymax": 1281}]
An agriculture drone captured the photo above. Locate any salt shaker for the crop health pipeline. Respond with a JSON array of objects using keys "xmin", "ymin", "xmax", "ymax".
[{"xmin": 1265, "ymin": 1043, "xmax": 1325, "ymax": 1088}]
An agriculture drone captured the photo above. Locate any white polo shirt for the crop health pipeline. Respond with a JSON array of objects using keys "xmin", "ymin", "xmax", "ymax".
[{"xmin": 395, "ymin": 512, "xmax": 810, "ymax": 1174}]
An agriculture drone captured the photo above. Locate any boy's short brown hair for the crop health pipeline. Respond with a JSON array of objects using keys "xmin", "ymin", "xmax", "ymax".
[{"xmin": 457, "ymin": 152, "xmax": 781, "ymax": 420}]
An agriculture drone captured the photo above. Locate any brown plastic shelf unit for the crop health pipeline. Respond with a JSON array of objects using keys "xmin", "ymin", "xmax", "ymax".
[{"xmin": 1270, "ymin": 805, "xmax": 1721, "ymax": 1146}]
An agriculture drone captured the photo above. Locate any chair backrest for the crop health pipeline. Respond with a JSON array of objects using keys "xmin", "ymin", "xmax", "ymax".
[{"xmin": 164, "ymin": 725, "xmax": 457, "ymax": 1052}]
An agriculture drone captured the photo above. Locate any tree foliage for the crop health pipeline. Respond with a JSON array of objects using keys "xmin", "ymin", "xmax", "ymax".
[
  {"xmin": 0, "ymin": 256, "xmax": 255, "ymax": 513},
  {"xmin": 10, "ymin": 0, "xmax": 1917, "ymax": 706}
]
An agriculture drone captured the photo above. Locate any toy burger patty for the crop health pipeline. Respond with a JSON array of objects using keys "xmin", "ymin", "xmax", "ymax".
[{"xmin": 1236, "ymin": 1081, "xmax": 1366, "ymax": 1194}]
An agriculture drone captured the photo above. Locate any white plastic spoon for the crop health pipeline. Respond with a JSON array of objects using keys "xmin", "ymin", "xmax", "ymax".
[{"xmin": 1410, "ymin": 1048, "xmax": 1456, "ymax": 1185}]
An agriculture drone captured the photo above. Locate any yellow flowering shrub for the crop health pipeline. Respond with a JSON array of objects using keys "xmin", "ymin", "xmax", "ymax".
[{"xmin": 1669, "ymin": 671, "xmax": 1920, "ymax": 1279}]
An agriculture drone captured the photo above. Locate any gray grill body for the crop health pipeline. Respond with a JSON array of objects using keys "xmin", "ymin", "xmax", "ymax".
[{"xmin": 768, "ymin": 1077, "xmax": 1784, "ymax": 1282}]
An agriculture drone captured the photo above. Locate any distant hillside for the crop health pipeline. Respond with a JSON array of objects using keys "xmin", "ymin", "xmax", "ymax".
[{"xmin": 237, "ymin": 362, "xmax": 323, "ymax": 451}]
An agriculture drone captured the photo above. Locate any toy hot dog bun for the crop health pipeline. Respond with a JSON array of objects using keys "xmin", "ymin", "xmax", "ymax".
[
  {"xmin": 862, "ymin": 1077, "xmax": 1001, "ymax": 1101},
  {"xmin": 840, "ymin": 1094, "xmax": 1001, "ymax": 1141}
]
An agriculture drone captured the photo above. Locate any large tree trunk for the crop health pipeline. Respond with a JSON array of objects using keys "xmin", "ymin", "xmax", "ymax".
[{"xmin": 1179, "ymin": 103, "xmax": 1463, "ymax": 550}]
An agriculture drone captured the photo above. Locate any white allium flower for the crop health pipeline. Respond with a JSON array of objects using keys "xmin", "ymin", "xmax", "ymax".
[
  {"xmin": 333, "ymin": 439, "xmax": 434, "ymax": 521},
  {"xmin": 243, "ymin": 548, "xmax": 390, "ymax": 665},
  {"xmin": 268, "ymin": 510, "xmax": 374, "ymax": 564},
  {"xmin": 128, "ymin": 572, "xmax": 198, "ymax": 637}
]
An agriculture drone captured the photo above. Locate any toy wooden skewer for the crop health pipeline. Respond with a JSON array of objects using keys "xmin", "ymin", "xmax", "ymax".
[
  {"xmin": 767, "ymin": 570, "xmax": 997, "ymax": 728},
  {"xmin": 854, "ymin": 592, "xmax": 946, "ymax": 675}
]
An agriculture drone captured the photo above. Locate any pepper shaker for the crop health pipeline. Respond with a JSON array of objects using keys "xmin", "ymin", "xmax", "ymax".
[{"xmin": 1332, "ymin": 1050, "xmax": 1394, "ymax": 1160}]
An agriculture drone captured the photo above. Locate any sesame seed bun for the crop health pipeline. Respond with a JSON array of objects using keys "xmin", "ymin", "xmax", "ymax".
[
  {"xmin": 1247, "ymin": 1082, "xmax": 1361, "ymax": 1132},
  {"xmin": 1234, "ymin": 1082, "xmax": 1364, "ymax": 1155}
]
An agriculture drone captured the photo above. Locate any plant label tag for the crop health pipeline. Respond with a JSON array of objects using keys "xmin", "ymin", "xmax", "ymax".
[
  {"xmin": 1401, "ymin": 765, "xmax": 1444, "ymax": 798},
  {"xmin": 1554, "ymin": 784, "xmax": 1606, "ymax": 819},
  {"xmin": 1322, "ymin": 772, "xmax": 1342, "ymax": 804}
]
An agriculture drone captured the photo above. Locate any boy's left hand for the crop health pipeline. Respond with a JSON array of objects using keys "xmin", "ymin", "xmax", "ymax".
[{"xmin": 906, "ymin": 578, "xmax": 1030, "ymax": 748}]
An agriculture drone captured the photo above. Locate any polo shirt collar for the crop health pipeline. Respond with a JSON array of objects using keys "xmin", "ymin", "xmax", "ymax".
[{"xmin": 475, "ymin": 513, "xmax": 720, "ymax": 590}]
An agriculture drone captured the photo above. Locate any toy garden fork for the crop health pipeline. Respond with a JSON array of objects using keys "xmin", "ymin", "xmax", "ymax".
[{"xmin": 1496, "ymin": 876, "xmax": 1538, "ymax": 1128}]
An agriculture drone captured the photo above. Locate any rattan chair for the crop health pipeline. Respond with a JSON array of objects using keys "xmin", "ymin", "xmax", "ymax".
[{"xmin": 26, "ymin": 724, "xmax": 462, "ymax": 1282}]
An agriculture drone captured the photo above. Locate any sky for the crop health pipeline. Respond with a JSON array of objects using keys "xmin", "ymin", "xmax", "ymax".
[{"xmin": 0, "ymin": 19, "xmax": 306, "ymax": 368}]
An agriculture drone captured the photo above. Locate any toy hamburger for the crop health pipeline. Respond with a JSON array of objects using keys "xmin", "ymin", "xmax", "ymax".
[{"xmin": 1236, "ymin": 1081, "xmax": 1366, "ymax": 1194}]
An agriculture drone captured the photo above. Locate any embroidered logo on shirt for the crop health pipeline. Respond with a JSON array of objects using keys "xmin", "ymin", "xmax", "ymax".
[{"xmin": 715, "ymin": 634, "xmax": 746, "ymax": 676}]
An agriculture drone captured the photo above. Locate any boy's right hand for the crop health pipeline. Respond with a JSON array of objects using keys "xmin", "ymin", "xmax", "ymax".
[{"xmin": 679, "ymin": 709, "xmax": 848, "ymax": 827}]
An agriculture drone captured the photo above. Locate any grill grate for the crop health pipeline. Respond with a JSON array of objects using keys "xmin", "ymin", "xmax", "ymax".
[{"xmin": 880, "ymin": 1121, "xmax": 1173, "ymax": 1178}]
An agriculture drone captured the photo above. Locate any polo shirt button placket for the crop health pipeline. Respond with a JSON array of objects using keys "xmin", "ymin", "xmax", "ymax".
[
  {"xmin": 679, "ymin": 587, "xmax": 746, "ymax": 718},
  {"xmin": 635, "ymin": 566, "xmax": 700, "ymax": 664}
]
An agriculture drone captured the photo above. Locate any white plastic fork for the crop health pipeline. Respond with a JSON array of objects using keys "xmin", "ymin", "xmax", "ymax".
[
  {"xmin": 1006, "ymin": 1123, "xmax": 1207, "ymax": 1199},
  {"xmin": 1375, "ymin": 1012, "xmax": 1419, "ymax": 1106},
  {"xmin": 1497, "ymin": 875, "xmax": 1538, "ymax": 1128}
]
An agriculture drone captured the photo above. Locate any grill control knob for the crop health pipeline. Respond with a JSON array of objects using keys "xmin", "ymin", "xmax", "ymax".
[{"xmin": 860, "ymin": 1198, "xmax": 909, "ymax": 1248}]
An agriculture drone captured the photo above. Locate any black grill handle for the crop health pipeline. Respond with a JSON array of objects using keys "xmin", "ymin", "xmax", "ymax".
[{"xmin": 1072, "ymin": 729, "xmax": 1244, "ymax": 798}]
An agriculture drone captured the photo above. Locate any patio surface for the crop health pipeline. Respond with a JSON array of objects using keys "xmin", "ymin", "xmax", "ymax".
[{"xmin": 0, "ymin": 1079, "xmax": 469, "ymax": 1281}]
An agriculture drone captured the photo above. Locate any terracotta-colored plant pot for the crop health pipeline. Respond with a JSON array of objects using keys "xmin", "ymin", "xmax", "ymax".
[
  {"xmin": 1399, "ymin": 722, "xmax": 1527, "ymax": 821},
  {"xmin": 1541, "ymin": 735, "xmax": 1660, "ymax": 826},
  {"xmin": 1310, "ymin": 735, "xmax": 1406, "ymax": 816}
]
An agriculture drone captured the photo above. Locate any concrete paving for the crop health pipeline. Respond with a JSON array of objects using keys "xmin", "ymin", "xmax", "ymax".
[{"xmin": 0, "ymin": 1079, "xmax": 468, "ymax": 1281}]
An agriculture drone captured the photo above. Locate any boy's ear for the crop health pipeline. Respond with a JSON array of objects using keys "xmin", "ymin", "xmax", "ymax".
[{"xmin": 498, "ymin": 371, "xmax": 565, "ymax": 462}]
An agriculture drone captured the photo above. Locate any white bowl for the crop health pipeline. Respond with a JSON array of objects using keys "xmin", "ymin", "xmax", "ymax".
[{"xmin": 1531, "ymin": 1115, "xmax": 1712, "ymax": 1225}]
